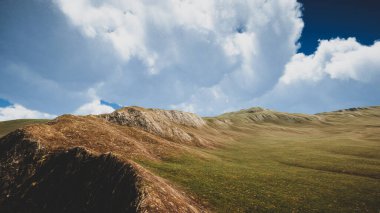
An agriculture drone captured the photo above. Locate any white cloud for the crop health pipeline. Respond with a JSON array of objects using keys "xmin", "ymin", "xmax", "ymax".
[
  {"xmin": 0, "ymin": 104, "xmax": 55, "ymax": 121},
  {"xmin": 7, "ymin": 1, "xmax": 379, "ymax": 116},
  {"xmin": 281, "ymin": 38, "xmax": 380, "ymax": 84},
  {"xmin": 74, "ymin": 99, "xmax": 115, "ymax": 115},
  {"xmin": 56, "ymin": 0, "xmax": 303, "ymax": 115},
  {"xmin": 251, "ymin": 38, "xmax": 380, "ymax": 113}
]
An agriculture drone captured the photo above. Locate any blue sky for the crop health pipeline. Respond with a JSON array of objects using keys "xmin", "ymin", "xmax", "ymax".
[
  {"xmin": 0, "ymin": 0, "xmax": 380, "ymax": 120},
  {"xmin": 298, "ymin": 0, "xmax": 380, "ymax": 54}
]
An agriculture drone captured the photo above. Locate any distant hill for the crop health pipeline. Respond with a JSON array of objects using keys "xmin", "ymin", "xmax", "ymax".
[{"xmin": 1, "ymin": 106, "xmax": 380, "ymax": 212}]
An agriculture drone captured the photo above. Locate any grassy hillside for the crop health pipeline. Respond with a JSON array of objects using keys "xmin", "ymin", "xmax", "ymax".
[
  {"xmin": 139, "ymin": 107, "xmax": 380, "ymax": 212},
  {"xmin": 0, "ymin": 119, "xmax": 49, "ymax": 138},
  {"xmin": 1, "ymin": 107, "xmax": 379, "ymax": 212}
]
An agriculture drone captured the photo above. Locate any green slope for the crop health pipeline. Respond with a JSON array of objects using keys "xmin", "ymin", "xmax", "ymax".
[
  {"xmin": 0, "ymin": 119, "xmax": 49, "ymax": 138},
  {"xmin": 140, "ymin": 107, "xmax": 380, "ymax": 212},
  {"xmin": 1, "ymin": 107, "xmax": 379, "ymax": 212}
]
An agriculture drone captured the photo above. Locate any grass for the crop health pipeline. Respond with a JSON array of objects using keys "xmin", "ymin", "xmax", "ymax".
[
  {"xmin": 2, "ymin": 108, "xmax": 380, "ymax": 212},
  {"xmin": 0, "ymin": 119, "xmax": 49, "ymax": 138},
  {"xmin": 139, "ymin": 117, "xmax": 380, "ymax": 212}
]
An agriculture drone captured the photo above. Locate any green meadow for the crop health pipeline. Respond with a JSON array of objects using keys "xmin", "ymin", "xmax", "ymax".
[
  {"xmin": 140, "ymin": 109, "xmax": 380, "ymax": 212},
  {"xmin": 2, "ymin": 108, "xmax": 380, "ymax": 212}
]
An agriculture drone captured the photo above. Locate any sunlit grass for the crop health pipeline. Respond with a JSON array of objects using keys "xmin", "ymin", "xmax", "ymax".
[
  {"xmin": 140, "ymin": 126, "xmax": 380, "ymax": 212},
  {"xmin": 2, "ymin": 108, "xmax": 380, "ymax": 212}
]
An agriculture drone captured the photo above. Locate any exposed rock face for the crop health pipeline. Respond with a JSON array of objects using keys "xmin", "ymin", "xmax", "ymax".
[
  {"xmin": 100, "ymin": 107, "xmax": 206, "ymax": 143},
  {"xmin": 0, "ymin": 130, "xmax": 207, "ymax": 213}
]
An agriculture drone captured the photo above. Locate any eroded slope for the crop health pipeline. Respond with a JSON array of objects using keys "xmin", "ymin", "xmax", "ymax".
[
  {"xmin": 100, "ymin": 107, "xmax": 207, "ymax": 145},
  {"xmin": 0, "ymin": 108, "xmax": 210, "ymax": 213}
]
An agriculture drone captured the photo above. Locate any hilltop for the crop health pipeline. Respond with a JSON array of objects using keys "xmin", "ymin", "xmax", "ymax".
[
  {"xmin": 0, "ymin": 106, "xmax": 380, "ymax": 212},
  {"xmin": 0, "ymin": 107, "xmax": 212, "ymax": 212}
]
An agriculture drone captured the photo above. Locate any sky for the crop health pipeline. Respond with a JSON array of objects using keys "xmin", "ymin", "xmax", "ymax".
[{"xmin": 0, "ymin": 0, "xmax": 380, "ymax": 120}]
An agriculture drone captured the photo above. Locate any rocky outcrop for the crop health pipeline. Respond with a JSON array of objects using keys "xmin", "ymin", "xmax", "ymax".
[{"xmin": 100, "ymin": 107, "xmax": 206, "ymax": 143}]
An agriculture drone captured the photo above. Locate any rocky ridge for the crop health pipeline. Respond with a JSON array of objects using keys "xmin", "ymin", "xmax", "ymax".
[
  {"xmin": 100, "ymin": 106, "xmax": 206, "ymax": 143},
  {"xmin": 0, "ymin": 108, "xmax": 210, "ymax": 213}
]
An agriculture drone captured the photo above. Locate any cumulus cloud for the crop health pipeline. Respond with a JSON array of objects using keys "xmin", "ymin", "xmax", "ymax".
[
  {"xmin": 3, "ymin": 1, "xmax": 379, "ymax": 116},
  {"xmin": 74, "ymin": 99, "xmax": 115, "ymax": 115},
  {"xmin": 55, "ymin": 0, "xmax": 303, "ymax": 115},
  {"xmin": 281, "ymin": 38, "xmax": 380, "ymax": 84},
  {"xmin": 0, "ymin": 104, "xmax": 55, "ymax": 121},
  {"xmin": 251, "ymin": 38, "xmax": 380, "ymax": 113}
]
